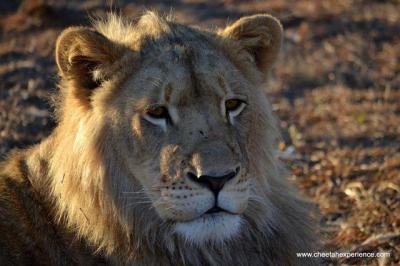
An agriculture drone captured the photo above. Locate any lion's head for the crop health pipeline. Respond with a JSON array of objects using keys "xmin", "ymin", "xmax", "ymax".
[{"xmin": 39, "ymin": 12, "xmax": 315, "ymax": 263}]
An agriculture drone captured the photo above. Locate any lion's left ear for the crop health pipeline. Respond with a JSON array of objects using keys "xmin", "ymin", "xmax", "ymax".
[{"xmin": 219, "ymin": 14, "xmax": 283, "ymax": 74}]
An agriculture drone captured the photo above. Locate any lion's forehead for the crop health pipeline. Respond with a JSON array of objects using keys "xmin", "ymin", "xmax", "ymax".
[{"xmin": 121, "ymin": 44, "xmax": 245, "ymax": 110}]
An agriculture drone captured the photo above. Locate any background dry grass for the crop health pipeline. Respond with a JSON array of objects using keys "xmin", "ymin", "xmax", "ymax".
[{"xmin": 0, "ymin": 0, "xmax": 399, "ymax": 265}]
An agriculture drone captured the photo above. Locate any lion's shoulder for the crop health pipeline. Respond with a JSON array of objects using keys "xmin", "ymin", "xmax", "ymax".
[
  {"xmin": 0, "ymin": 151, "xmax": 44, "ymax": 264},
  {"xmin": 0, "ymin": 151, "xmax": 109, "ymax": 265}
]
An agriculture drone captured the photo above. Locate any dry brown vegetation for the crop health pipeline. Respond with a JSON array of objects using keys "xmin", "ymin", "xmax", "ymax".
[{"xmin": 0, "ymin": 0, "xmax": 399, "ymax": 265}]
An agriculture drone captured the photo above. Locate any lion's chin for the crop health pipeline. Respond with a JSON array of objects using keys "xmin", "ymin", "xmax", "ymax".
[{"xmin": 174, "ymin": 212, "xmax": 242, "ymax": 244}]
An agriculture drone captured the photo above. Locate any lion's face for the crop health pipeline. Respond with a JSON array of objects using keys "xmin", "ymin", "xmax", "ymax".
[
  {"xmin": 115, "ymin": 45, "xmax": 253, "ymax": 242},
  {"xmin": 55, "ymin": 13, "xmax": 282, "ymax": 244}
]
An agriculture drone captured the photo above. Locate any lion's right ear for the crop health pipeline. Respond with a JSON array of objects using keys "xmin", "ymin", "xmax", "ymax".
[
  {"xmin": 219, "ymin": 14, "xmax": 283, "ymax": 75},
  {"xmin": 56, "ymin": 27, "xmax": 125, "ymax": 93}
]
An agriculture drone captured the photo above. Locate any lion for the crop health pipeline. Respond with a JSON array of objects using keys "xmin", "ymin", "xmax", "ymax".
[{"xmin": 0, "ymin": 12, "xmax": 318, "ymax": 265}]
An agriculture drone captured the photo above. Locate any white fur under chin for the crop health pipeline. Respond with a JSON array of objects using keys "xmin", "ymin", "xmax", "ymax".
[{"xmin": 174, "ymin": 213, "xmax": 242, "ymax": 244}]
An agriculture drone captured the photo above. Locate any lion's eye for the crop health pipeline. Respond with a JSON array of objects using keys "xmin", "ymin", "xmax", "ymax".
[
  {"xmin": 225, "ymin": 99, "xmax": 246, "ymax": 123},
  {"xmin": 225, "ymin": 99, "xmax": 243, "ymax": 112},
  {"xmin": 145, "ymin": 106, "xmax": 169, "ymax": 119},
  {"xmin": 143, "ymin": 105, "xmax": 171, "ymax": 130}
]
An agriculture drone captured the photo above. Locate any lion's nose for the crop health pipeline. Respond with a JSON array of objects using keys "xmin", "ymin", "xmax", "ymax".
[{"xmin": 187, "ymin": 167, "xmax": 240, "ymax": 195}]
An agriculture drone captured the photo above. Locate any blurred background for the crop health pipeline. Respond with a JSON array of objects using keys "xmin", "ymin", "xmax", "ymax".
[{"xmin": 0, "ymin": 0, "xmax": 399, "ymax": 265}]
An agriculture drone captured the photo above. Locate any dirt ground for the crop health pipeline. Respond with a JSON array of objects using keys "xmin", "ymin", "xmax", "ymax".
[{"xmin": 0, "ymin": 0, "xmax": 399, "ymax": 265}]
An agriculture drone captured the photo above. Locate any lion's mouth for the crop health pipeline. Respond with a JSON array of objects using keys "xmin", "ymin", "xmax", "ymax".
[
  {"xmin": 175, "ymin": 206, "xmax": 238, "ymax": 223},
  {"xmin": 203, "ymin": 206, "xmax": 237, "ymax": 216},
  {"xmin": 204, "ymin": 206, "xmax": 224, "ymax": 214}
]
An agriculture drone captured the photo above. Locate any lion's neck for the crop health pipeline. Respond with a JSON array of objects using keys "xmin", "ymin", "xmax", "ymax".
[
  {"xmin": 25, "ymin": 123, "xmax": 132, "ymax": 257},
  {"xmin": 21, "ymin": 136, "xmax": 110, "ymax": 263}
]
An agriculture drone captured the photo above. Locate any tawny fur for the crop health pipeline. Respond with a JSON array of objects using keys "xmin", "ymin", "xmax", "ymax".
[{"xmin": 0, "ymin": 12, "xmax": 318, "ymax": 265}]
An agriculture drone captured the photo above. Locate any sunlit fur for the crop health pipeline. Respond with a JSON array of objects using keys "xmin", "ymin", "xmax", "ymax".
[{"xmin": 1, "ymin": 12, "xmax": 318, "ymax": 265}]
